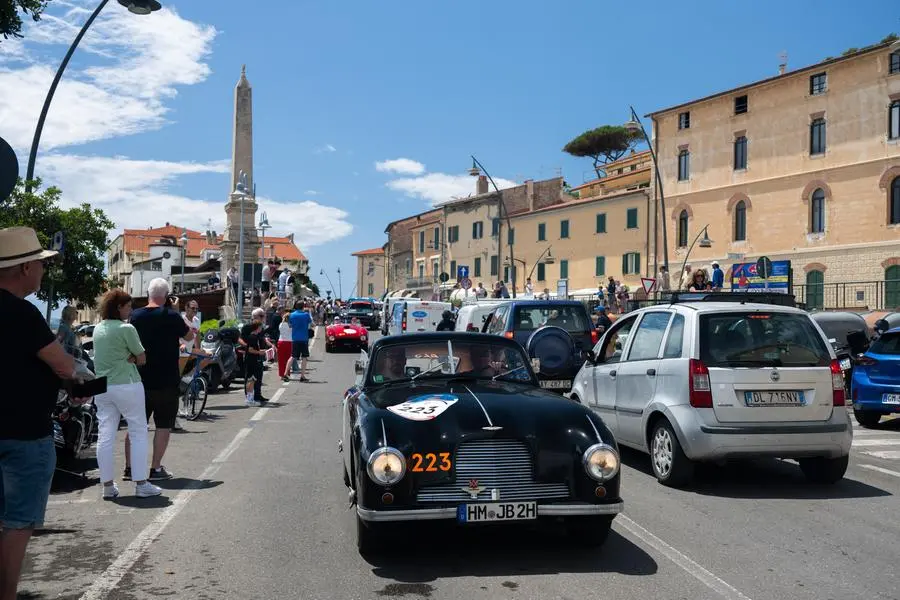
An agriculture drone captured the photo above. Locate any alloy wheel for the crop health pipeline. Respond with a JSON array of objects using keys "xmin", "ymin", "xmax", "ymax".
[{"xmin": 652, "ymin": 427, "xmax": 674, "ymax": 478}]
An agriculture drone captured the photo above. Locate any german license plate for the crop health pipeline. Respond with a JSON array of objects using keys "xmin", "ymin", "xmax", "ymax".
[
  {"xmin": 457, "ymin": 502, "xmax": 537, "ymax": 523},
  {"xmin": 839, "ymin": 358, "xmax": 851, "ymax": 370},
  {"xmin": 540, "ymin": 379, "xmax": 571, "ymax": 389},
  {"xmin": 883, "ymin": 393, "xmax": 900, "ymax": 405},
  {"xmin": 744, "ymin": 391, "xmax": 805, "ymax": 407}
]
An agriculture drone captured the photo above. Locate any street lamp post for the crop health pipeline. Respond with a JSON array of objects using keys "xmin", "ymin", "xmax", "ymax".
[
  {"xmin": 337, "ymin": 267, "xmax": 343, "ymax": 300},
  {"xmin": 180, "ymin": 227, "xmax": 188, "ymax": 293},
  {"xmin": 320, "ymin": 268, "xmax": 336, "ymax": 299},
  {"xmin": 679, "ymin": 225, "xmax": 714, "ymax": 286},
  {"xmin": 24, "ymin": 0, "xmax": 162, "ymax": 193},
  {"xmin": 625, "ymin": 106, "xmax": 669, "ymax": 277},
  {"xmin": 526, "ymin": 246, "xmax": 556, "ymax": 281},
  {"xmin": 469, "ymin": 156, "xmax": 516, "ymax": 297},
  {"xmin": 256, "ymin": 211, "xmax": 270, "ymax": 299},
  {"xmin": 234, "ymin": 170, "xmax": 250, "ymax": 312}
]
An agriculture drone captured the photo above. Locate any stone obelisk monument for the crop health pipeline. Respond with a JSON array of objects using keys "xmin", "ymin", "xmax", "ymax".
[{"xmin": 220, "ymin": 65, "xmax": 260, "ymax": 286}]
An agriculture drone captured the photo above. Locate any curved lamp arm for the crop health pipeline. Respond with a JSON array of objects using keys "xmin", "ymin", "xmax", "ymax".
[{"xmin": 679, "ymin": 224, "xmax": 710, "ymax": 284}]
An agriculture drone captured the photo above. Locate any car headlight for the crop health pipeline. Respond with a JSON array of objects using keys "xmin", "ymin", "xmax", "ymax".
[
  {"xmin": 367, "ymin": 447, "xmax": 406, "ymax": 486},
  {"xmin": 583, "ymin": 443, "xmax": 619, "ymax": 482}
]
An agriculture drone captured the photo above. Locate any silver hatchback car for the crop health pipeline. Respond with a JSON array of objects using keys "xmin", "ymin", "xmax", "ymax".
[{"xmin": 570, "ymin": 302, "xmax": 852, "ymax": 487}]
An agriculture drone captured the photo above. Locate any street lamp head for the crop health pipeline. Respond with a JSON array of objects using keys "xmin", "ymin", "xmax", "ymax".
[
  {"xmin": 542, "ymin": 249, "xmax": 556, "ymax": 265},
  {"xmin": 698, "ymin": 227, "xmax": 713, "ymax": 249},
  {"xmin": 117, "ymin": 0, "xmax": 162, "ymax": 15},
  {"xmin": 258, "ymin": 212, "xmax": 270, "ymax": 229},
  {"xmin": 180, "ymin": 227, "xmax": 188, "ymax": 243},
  {"xmin": 624, "ymin": 118, "xmax": 642, "ymax": 133},
  {"xmin": 468, "ymin": 158, "xmax": 481, "ymax": 178}
]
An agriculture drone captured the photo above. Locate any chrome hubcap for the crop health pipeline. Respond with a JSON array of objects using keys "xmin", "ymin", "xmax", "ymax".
[{"xmin": 652, "ymin": 428, "xmax": 673, "ymax": 478}]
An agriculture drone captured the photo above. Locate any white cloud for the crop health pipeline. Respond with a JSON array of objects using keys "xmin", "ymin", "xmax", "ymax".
[
  {"xmin": 305, "ymin": 189, "xmax": 321, "ymax": 196},
  {"xmin": 39, "ymin": 154, "xmax": 353, "ymax": 248},
  {"xmin": 314, "ymin": 144, "xmax": 337, "ymax": 154},
  {"xmin": 386, "ymin": 172, "xmax": 518, "ymax": 206},
  {"xmin": 0, "ymin": 4, "xmax": 216, "ymax": 151},
  {"xmin": 375, "ymin": 158, "xmax": 425, "ymax": 175}
]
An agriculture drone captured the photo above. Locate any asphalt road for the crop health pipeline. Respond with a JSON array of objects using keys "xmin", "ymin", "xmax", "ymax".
[{"xmin": 18, "ymin": 329, "xmax": 900, "ymax": 600}]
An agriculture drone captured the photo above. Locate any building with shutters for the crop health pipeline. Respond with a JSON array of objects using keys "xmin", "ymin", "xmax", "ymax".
[{"xmin": 647, "ymin": 40, "xmax": 900, "ymax": 309}]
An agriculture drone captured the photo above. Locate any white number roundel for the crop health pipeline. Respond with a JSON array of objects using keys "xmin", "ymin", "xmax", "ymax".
[{"xmin": 387, "ymin": 394, "xmax": 458, "ymax": 421}]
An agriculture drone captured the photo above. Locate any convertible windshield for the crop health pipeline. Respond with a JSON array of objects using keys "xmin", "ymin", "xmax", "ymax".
[{"xmin": 369, "ymin": 340, "xmax": 532, "ymax": 384}]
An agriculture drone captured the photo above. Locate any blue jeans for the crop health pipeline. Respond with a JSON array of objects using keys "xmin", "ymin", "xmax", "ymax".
[{"xmin": 0, "ymin": 436, "xmax": 56, "ymax": 529}]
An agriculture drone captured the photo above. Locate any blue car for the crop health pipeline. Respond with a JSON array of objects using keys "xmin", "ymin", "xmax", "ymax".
[{"xmin": 851, "ymin": 327, "xmax": 900, "ymax": 427}]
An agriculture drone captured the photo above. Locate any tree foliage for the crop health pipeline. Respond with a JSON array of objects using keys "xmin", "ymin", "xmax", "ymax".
[
  {"xmin": 0, "ymin": 0, "xmax": 50, "ymax": 41},
  {"xmin": 1, "ymin": 179, "xmax": 115, "ymax": 309},
  {"xmin": 563, "ymin": 125, "xmax": 643, "ymax": 178}
]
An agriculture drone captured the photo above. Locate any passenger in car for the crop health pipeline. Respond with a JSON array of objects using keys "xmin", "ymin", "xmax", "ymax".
[{"xmin": 375, "ymin": 346, "xmax": 407, "ymax": 380}]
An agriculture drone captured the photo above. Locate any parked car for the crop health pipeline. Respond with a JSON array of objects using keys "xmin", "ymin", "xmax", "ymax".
[
  {"xmin": 325, "ymin": 318, "xmax": 369, "ymax": 353},
  {"xmin": 850, "ymin": 326, "xmax": 900, "ymax": 427},
  {"xmin": 570, "ymin": 301, "xmax": 851, "ymax": 487},
  {"xmin": 481, "ymin": 300, "xmax": 598, "ymax": 393},
  {"xmin": 341, "ymin": 332, "xmax": 623, "ymax": 553}
]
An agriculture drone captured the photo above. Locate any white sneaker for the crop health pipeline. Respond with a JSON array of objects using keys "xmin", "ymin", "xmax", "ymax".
[
  {"xmin": 173, "ymin": 417, "xmax": 185, "ymax": 430},
  {"xmin": 246, "ymin": 400, "xmax": 261, "ymax": 407},
  {"xmin": 135, "ymin": 481, "xmax": 163, "ymax": 497},
  {"xmin": 102, "ymin": 483, "xmax": 120, "ymax": 500}
]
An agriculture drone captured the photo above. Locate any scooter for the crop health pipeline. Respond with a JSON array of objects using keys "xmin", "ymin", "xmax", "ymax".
[{"xmin": 200, "ymin": 327, "xmax": 240, "ymax": 391}]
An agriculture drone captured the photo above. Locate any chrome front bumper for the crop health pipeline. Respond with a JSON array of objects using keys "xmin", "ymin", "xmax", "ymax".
[{"xmin": 357, "ymin": 502, "xmax": 624, "ymax": 522}]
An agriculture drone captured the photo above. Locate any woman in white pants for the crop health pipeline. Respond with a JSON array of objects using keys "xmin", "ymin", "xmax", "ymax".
[{"xmin": 90, "ymin": 290, "xmax": 162, "ymax": 499}]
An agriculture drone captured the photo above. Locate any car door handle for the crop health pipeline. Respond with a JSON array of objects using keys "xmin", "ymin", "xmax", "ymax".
[
  {"xmin": 646, "ymin": 368, "xmax": 656, "ymax": 376},
  {"xmin": 609, "ymin": 370, "xmax": 616, "ymax": 377}
]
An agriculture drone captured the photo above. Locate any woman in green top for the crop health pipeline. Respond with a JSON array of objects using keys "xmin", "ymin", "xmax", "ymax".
[{"xmin": 91, "ymin": 290, "xmax": 161, "ymax": 499}]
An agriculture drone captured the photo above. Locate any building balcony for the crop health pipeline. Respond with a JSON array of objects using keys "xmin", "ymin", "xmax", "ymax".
[{"xmin": 406, "ymin": 276, "xmax": 437, "ymax": 289}]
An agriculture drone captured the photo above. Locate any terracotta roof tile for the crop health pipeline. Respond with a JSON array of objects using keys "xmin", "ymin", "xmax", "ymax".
[
  {"xmin": 122, "ymin": 224, "xmax": 306, "ymax": 262},
  {"xmin": 352, "ymin": 247, "xmax": 385, "ymax": 256}
]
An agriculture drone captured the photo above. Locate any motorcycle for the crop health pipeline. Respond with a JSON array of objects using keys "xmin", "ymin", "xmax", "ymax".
[
  {"xmin": 200, "ymin": 327, "xmax": 241, "ymax": 391},
  {"xmin": 53, "ymin": 358, "xmax": 98, "ymax": 474},
  {"xmin": 810, "ymin": 311, "xmax": 870, "ymax": 393}
]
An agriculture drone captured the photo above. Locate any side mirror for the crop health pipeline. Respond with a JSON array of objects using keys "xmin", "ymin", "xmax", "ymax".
[
  {"xmin": 354, "ymin": 360, "xmax": 366, "ymax": 375},
  {"xmin": 875, "ymin": 318, "xmax": 890, "ymax": 334},
  {"xmin": 531, "ymin": 358, "xmax": 541, "ymax": 373},
  {"xmin": 585, "ymin": 350, "xmax": 597, "ymax": 364}
]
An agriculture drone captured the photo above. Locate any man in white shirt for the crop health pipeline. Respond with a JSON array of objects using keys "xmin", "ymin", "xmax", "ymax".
[
  {"xmin": 261, "ymin": 260, "xmax": 274, "ymax": 294},
  {"xmin": 277, "ymin": 269, "xmax": 290, "ymax": 303}
]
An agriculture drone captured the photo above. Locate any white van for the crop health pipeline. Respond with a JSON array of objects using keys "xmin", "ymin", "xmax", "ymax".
[
  {"xmin": 388, "ymin": 300, "xmax": 451, "ymax": 336},
  {"xmin": 381, "ymin": 297, "xmax": 409, "ymax": 335},
  {"xmin": 455, "ymin": 301, "xmax": 506, "ymax": 332}
]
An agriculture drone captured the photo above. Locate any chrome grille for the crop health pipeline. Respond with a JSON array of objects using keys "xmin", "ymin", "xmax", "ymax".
[{"xmin": 416, "ymin": 439, "xmax": 570, "ymax": 503}]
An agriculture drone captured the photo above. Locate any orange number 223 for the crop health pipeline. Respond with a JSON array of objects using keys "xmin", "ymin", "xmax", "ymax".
[{"xmin": 410, "ymin": 452, "xmax": 451, "ymax": 472}]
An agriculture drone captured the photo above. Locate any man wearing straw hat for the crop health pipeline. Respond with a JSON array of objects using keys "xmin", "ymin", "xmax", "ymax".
[{"xmin": 0, "ymin": 226, "xmax": 84, "ymax": 600}]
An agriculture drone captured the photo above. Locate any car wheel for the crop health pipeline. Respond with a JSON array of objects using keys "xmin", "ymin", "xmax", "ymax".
[
  {"xmin": 650, "ymin": 420, "xmax": 694, "ymax": 487},
  {"xmin": 325, "ymin": 343, "xmax": 333, "ymax": 353},
  {"xmin": 798, "ymin": 455, "xmax": 848, "ymax": 484},
  {"xmin": 854, "ymin": 409, "xmax": 881, "ymax": 428},
  {"xmin": 565, "ymin": 515, "xmax": 613, "ymax": 547}
]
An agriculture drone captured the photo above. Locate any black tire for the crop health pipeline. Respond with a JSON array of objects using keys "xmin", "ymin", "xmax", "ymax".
[
  {"xmin": 181, "ymin": 377, "xmax": 208, "ymax": 421},
  {"xmin": 220, "ymin": 376, "xmax": 233, "ymax": 391},
  {"xmin": 356, "ymin": 514, "xmax": 382, "ymax": 554},
  {"xmin": 207, "ymin": 366, "xmax": 222, "ymax": 391},
  {"xmin": 325, "ymin": 343, "xmax": 333, "ymax": 353},
  {"xmin": 649, "ymin": 420, "xmax": 694, "ymax": 487},
  {"xmin": 566, "ymin": 515, "xmax": 613, "ymax": 547},
  {"xmin": 854, "ymin": 409, "xmax": 881, "ymax": 428},
  {"xmin": 799, "ymin": 455, "xmax": 849, "ymax": 484}
]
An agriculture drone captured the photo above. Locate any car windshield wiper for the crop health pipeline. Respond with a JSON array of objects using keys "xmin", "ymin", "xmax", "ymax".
[{"xmin": 492, "ymin": 365, "xmax": 527, "ymax": 381}]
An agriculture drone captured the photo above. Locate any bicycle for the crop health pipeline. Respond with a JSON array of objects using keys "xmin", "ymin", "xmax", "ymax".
[{"xmin": 179, "ymin": 351, "xmax": 210, "ymax": 421}]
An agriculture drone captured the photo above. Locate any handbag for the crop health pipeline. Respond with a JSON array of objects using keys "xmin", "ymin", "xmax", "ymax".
[{"xmin": 308, "ymin": 327, "xmax": 315, "ymax": 339}]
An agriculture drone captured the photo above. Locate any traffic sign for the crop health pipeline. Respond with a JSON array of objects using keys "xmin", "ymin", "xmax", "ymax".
[
  {"xmin": 51, "ymin": 231, "xmax": 65, "ymax": 256},
  {"xmin": 439, "ymin": 272, "xmax": 450, "ymax": 283},
  {"xmin": 756, "ymin": 256, "xmax": 773, "ymax": 279},
  {"xmin": 640, "ymin": 277, "xmax": 657, "ymax": 294},
  {"xmin": 460, "ymin": 277, "xmax": 472, "ymax": 290},
  {"xmin": 0, "ymin": 135, "xmax": 17, "ymax": 203},
  {"xmin": 457, "ymin": 265, "xmax": 469, "ymax": 280}
]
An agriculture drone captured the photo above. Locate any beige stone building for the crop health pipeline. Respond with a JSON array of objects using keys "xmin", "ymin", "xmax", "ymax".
[
  {"xmin": 351, "ymin": 247, "xmax": 386, "ymax": 298},
  {"xmin": 648, "ymin": 41, "xmax": 900, "ymax": 309},
  {"xmin": 384, "ymin": 209, "xmax": 441, "ymax": 296}
]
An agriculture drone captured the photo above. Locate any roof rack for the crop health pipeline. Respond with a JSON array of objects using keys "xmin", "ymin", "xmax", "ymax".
[{"xmin": 639, "ymin": 291, "xmax": 798, "ymax": 308}]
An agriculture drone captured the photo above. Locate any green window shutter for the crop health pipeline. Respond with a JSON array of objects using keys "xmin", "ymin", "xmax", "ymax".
[
  {"xmin": 626, "ymin": 208, "xmax": 638, "ymax": 229},
  {"xmin": 595, "ymin": 256, "xmax": 605, "ymax": 276},
  {"xmin": 538, "ymin": 223, "xmax": 546, "ymax": 241},
  {"xmin": 474, "ymin": 257, "xmax": 481, "ymax": 277},
  {"xmin": 537, "ymin": 263, "xmax": 545, "ymax": 281},
  {"xmin": 596, "ymin": 214, "xmax": 606, "ymax": 233},
  {"xmin": 560, "ymin": 260, "xmax": 569, "ymax": 279}
]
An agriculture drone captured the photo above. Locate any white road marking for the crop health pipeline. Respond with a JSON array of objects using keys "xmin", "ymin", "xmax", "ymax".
[
  {"xmin": 617, "ymin": 515, "xmax": 753, "ymax": 600},
  {"xmin": 861, "ymin": 450, "xmax": 900, "ymax": 459},
  {"xmin": 47, "ymin": 497, "xmax": 95, "ymax": 505},
  {"xmin": 859, "ymin": 464, "xmax": 900, "ymax": 478},
  {"xmin": 80, "ymin": 379, "xmax": 279, "ymax": 599},
  {"xmin": 851, "ymin": 439, "xmax": 900, "ymax": 447},
  {"xmin": 250, "ymin": 388, "xmax": 285, "ymax": 421}
]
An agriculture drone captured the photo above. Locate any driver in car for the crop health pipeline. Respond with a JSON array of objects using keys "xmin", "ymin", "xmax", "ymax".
[
  {"xmin": 376, "ymin": 346, "xmax": 407, "ymax": 380},
  {"xmin": 461, "ymin": 345, "xmax": 502, "ymax": 377}
]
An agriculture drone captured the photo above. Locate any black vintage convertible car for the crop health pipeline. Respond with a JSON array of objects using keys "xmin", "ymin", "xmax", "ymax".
[{"xmin": 340, "ymin": 332, "xmax": 624, "ymax": 553}]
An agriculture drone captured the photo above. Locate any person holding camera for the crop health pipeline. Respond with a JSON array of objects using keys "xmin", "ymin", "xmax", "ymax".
[{"xmin": 125, "ymin": 278, "xmax": 191, "ymax": 481}]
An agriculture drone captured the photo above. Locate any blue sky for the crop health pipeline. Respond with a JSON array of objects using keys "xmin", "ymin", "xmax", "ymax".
[{"xmin": 0, "ymin": 0, "xmax": 894, "ymax": 308}]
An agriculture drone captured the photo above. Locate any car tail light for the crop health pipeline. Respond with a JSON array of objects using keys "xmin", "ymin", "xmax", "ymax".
[
  {"xmin": 857, "ymin": 356, "xmax": 878, "ymax": 366},
  {"xmin": 466, "ymin": 323, "xmax": 478, "ymax": 332},
  {"xmin": 591, "ymin": 329, "xmax": 599, "ymax": 345},
  {"xmin": 830, "ymin": 359, "xmax": 845, "ymax": 406},
  {"xmin": 689, "ymin": 359, "xmax": 713, "ymax": 408},
  {"xmin": 503, "ymin": 331, "xmax": 514, "ymax": 340}
]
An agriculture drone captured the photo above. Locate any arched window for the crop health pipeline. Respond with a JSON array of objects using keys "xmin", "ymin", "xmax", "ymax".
[
  {"xmin": 887, "ymin": 265, "xmax": 900, "ymax": 309},
  {"xmin": 810, "ymin": 188, "xmax": 825, "ymax": 234},
  {"xmin": 806, "ymin": 270, "xmax": 825, "ymax": 310},
  {"xmin": 734, "ymin": 200, "xmax": 747, "ymax": 241},
  {"xmin": 677, "ymin": 210, "xmax": 688, "ymax": 247},
  {"xmin": 891, "ymin": 176, "xmax": 900, "ymax": 225}
]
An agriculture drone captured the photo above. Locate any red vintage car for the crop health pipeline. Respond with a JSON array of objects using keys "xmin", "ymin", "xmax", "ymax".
[{"xmin": 325, "ymin": 319, "xmax": 369, "ymax": 353}]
